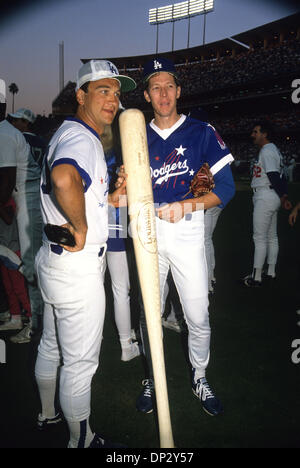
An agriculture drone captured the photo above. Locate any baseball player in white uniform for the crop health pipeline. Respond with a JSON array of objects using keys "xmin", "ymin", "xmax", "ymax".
[
  {"xmin": 34, "ymin": 60, "xmax": 136, "ymax": 448},
  {"xmin": 0, "ymin": 110, "xmax": 44, "ymax": 334},
  {"xmin": 242, "ymin": 121, "xmax": 291, "ymax": 287},
  {"xmin": 135, "ymin": 58, "xmax": 235, "ymax": 417},
  {"xmin": 204, "ymin": 206, "xmax": 222, "ymax": 294}
]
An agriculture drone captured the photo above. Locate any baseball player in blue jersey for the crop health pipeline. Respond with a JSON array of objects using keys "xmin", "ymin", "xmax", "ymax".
[
  {"xmin": 34, "ymin": 60, "xmax": 136, "ymax": 448},
  {"xmin": 241, "ymin": 121, "xmax": 291, "ymax": 287},
  {"xmin": 135, "ymin": 58, "xmax": 235, "ymax": 416}
]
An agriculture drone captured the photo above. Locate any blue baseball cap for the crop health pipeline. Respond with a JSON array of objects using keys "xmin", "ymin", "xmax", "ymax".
[{"xmin": 143, "ymin": 57, "xmax": 178, "ymax": 82}]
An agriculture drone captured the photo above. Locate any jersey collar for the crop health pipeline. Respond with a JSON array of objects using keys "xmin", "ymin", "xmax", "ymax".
[{"xmin": 149, "ymin": 114, "xmax": 186, "ymax": 140}]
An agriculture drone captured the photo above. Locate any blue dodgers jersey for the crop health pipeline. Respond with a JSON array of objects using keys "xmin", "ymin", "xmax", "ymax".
[{"xmin": 147, "ymin": 115, "xmax": 235, "ymax": 207}]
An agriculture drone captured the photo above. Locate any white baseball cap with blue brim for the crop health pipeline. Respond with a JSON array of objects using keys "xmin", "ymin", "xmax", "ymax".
[
  {"xmin": 9, "ymin": 108, "xmax": 36, "ymax": 123},
  {"xmin": 76, "ymin": 60, "xmax": 136, "ymax": 93}
]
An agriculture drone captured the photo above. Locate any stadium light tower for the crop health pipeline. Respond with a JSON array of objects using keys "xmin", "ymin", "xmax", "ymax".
[
  {"xmin": 59, "ymin": 41, "xmax": 64, "ymax": 93},
  {"xmin": 149, "ymin": 0, "xmax": 214, "ymax": 53}
]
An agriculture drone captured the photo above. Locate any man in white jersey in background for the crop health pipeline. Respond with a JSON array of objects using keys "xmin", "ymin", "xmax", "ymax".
[
  {"xmin": 241, "ymin": 121, "xmax": 291, "ymax": 287},
  {"xmin": 0, "ymin": 106, "xmax": 44, "ymax": 337},
  {"xmin": 8, "ymin": 108, "xmax": 46, "ymax": 171},
  {"xmin": 2, "ymin": 108, "xmax": 46, "ymax": 343},
  {"xmin": 34, "ymin": 60, "xmax": 136, "ymax": 448}
]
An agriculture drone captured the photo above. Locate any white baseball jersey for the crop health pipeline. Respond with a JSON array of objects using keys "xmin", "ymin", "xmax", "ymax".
[
  {"xmin": 36, "ymin": 118, "xmax": 110, "ymax": 437},
  {"xmin": 0, "ymin": 119, "xmax": 39, "ymax": 193},
  {"xmin": 40, "ymin": 118, "xmax": 109, "ymax": 246},
  {"xmin": 251, "ymin": 143, "xmax": 283, "ymax": 189},
  {"xmin": 0, "ymin": 119, "xmax": 44, "ymax": 325}
]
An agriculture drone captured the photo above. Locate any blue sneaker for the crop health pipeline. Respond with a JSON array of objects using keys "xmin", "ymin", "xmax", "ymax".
[
  {"xmin": 192, "ymin": 374, "xmax": 223, "ymax": 416},
  {"xmin": 89, "ymin": 434, "xmax": 127, "ymax": 448},
  {"xmin": 136, "ymin": 379, "xmax": 155, "ymax": 413}
]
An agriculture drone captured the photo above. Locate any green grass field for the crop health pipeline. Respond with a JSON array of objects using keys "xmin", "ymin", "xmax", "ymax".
[{"xmin": 0, "ymin": 183, "xmax": 300, "ymax": 449}]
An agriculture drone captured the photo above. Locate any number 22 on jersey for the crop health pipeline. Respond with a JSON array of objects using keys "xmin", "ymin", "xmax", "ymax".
[{"xmin": 253, "ymin": 165, "xmax": 262, "ymax": 178}]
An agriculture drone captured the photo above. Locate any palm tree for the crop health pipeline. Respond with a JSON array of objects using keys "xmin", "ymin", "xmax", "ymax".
[{"xmin": 9, "ymin": 83, "xmax": 19, "ymax": 113}]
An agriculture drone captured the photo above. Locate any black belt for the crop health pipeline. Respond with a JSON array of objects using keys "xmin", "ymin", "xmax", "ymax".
[{"xmin": 50, "ymin": 245, "xmax": 105, "ymax": 257}]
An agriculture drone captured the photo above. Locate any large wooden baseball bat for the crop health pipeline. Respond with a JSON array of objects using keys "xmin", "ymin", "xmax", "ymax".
[{"xmin": 119, "ymin": 109, "xmax": 174, "ymax": 449}]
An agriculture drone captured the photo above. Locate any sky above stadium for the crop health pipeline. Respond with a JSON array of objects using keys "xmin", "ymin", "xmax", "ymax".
[{"xmin": 0, "ymin": 0, "xmax": 299, "ymax": 116}]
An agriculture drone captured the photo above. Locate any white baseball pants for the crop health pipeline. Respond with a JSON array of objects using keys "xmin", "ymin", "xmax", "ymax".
[
  {"xmin": 14, "ymin": 188, "xmax": 44, "ymax": 328},
  {"xmin": 156, "ymin": 210, "xmax": 210, "ymax": 377},
  {"xmin": 252, "ymin": 188, "xmax": 281, "ymax": 270},
  {"xmin": 204, "ymin": 207, "xmax": 222, "ymax": 289},
  {"xmin": 35, "ymin": 244, "xmax": 106, "ymax": 423},
  {"xmin": 106, "ymin": 250, "xmax": 132, "ymax": 342}
]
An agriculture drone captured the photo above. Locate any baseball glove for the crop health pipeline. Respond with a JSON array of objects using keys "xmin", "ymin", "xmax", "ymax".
[{"xmin": 183, "ymin": 162, "xmax": 215, "ymax": 198}]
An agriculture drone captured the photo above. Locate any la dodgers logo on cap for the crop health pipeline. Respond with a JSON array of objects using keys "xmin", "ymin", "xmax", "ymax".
[
  {"xmin": 143, "ymin": 57, "xmax": 178, "ymax": 82},
  {"xmin": 154, "ymin": 60, "xmax": 162, "ymax": 70},
  {"xmin": 106, "ymin": 61, "xmax": 118, "ymax": 75}
]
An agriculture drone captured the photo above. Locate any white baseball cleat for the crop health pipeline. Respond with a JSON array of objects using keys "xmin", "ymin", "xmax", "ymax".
[
  {"xmin": 0, "ymin": 318, "xmax": 23, "ymax": 331},
  {"xmin": 0, "ymin": 311, "xmax": 11, "ymax": 322},
  {"xmin": 162, "ymin": 318, "xmax": 182, "ymax": 333},
  {"xmin": 121, "ymin": 341, "xmax": 140, "ymax": 362},
  {"xmin": 10, "ymin": 323, "xmax": 32, "ymax": 344}
]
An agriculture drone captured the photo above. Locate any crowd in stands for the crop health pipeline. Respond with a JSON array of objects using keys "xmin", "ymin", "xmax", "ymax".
[
  {"xmin": 121, "ymin": 37, "xmax": 300, "ymax": 106},
  {"xmin": 180, "ymin": 38, "xmax": 300, "ymax": 96},
  {"xmin": 45, "ymin": 36, "xmax": 300, "ymax": 172},
  {"xmin": 225, "ymin": 136, "xmax": 299, "ymax": 163},
  {"xmin": 214, "ymin": 110, "xmax": 300, "ymax": 166},
  {"xmin": 51, "ymin": 37, "xmax": 300, "ymax": 113},
  {"xmin": 188, "ymin": 82, "xmax": 289, "ymax": 106},
  {"xmin": 210, "ymin": 109, "xmax": 300, "ymax": 137}
]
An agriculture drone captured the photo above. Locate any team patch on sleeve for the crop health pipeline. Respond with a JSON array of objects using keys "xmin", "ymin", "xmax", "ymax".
[
  {"xmin": 207, "ymin": 124, "xmax": 227, "ymax": 150},
  {"xmin": 204, "ymin": 124, "xmax": 234, "ymax": 172}
]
